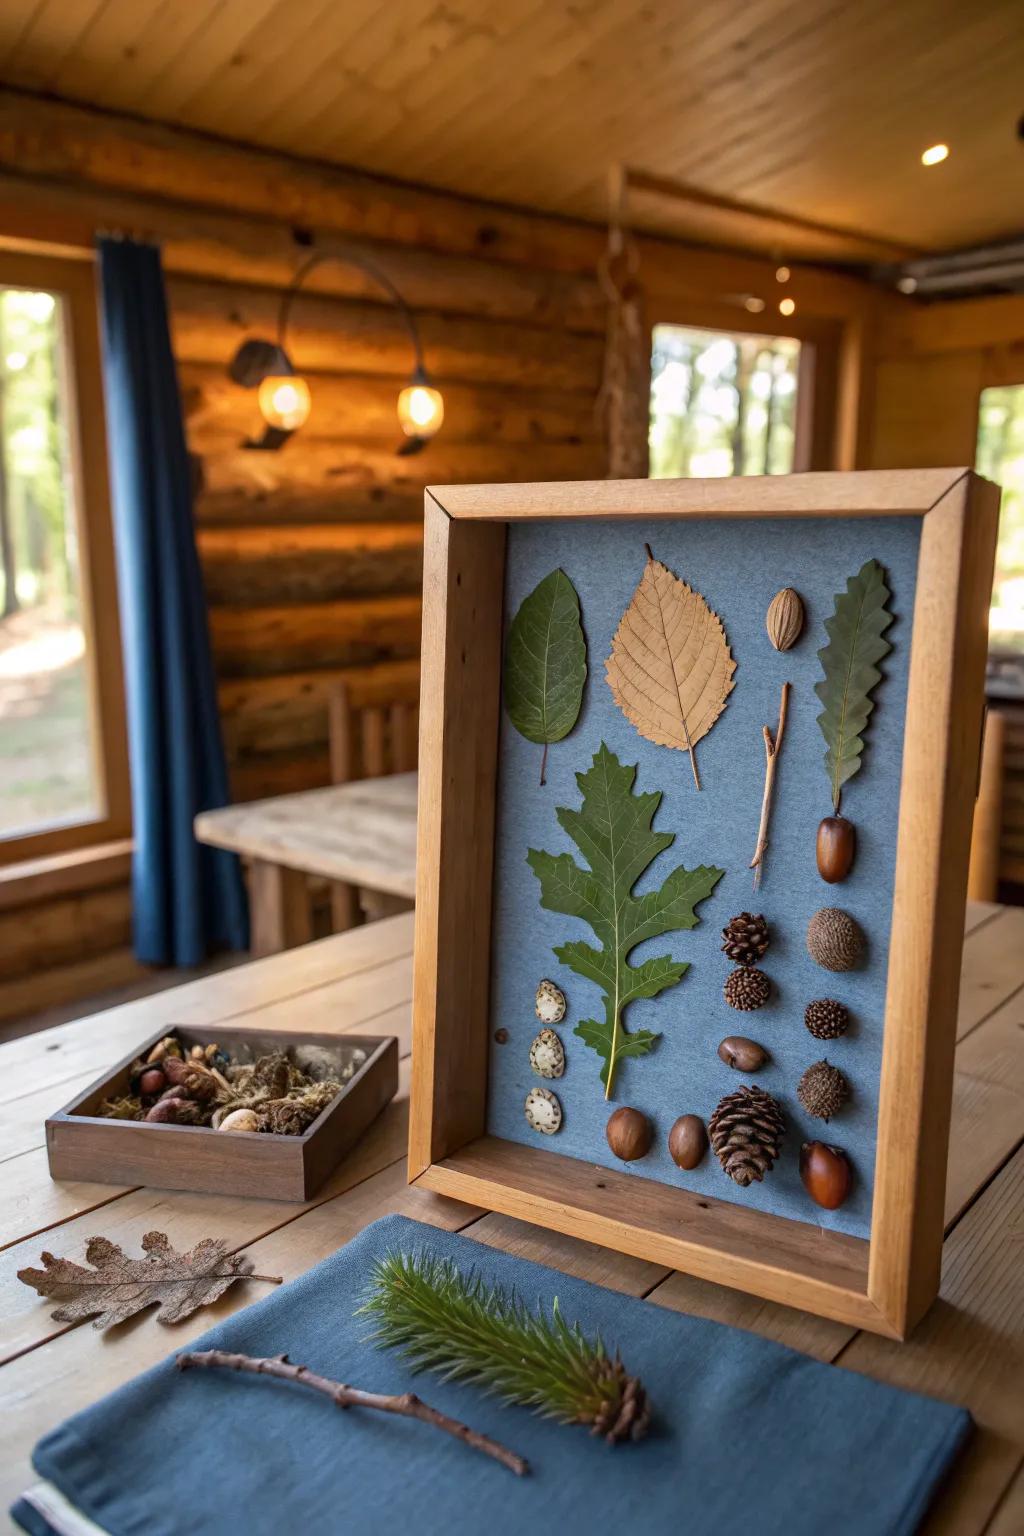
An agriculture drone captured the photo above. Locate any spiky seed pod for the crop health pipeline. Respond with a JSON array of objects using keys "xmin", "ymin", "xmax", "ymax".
[
  {"xmin": 709, "ymin": 1085, "xmax": 785, "ymax": 1186},
  {"xmin": 807, "ymin": 908, "xmax": 864, "ymax": 972},
  {"xmin": 804, "ymin": 998, "xmax": 850, "ymax": 1040},
  {"xmin": 721, "ymin": 912, "xmax": 770, "ymax": 967},
  {"xmin": 724, "ymin": 966, "xmax": 771, "ymax": 1011},
  {"xmin": 798, "ymin": 1059, "xmax": 850, "ymax": 1121}
]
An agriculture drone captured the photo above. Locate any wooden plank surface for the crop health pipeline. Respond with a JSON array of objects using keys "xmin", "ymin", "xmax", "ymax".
[
  {"xmin": 195, "ymin": 773, "xmax": 418, "ymax": 896},
  {"xmin": 0, "ymin": 901, "xmax": 1020, "ymax": 1527}
]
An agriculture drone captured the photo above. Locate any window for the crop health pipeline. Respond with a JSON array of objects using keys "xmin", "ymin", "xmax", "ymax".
[
  {"xmin": 650, "ymin": 323, "xmax": 801, "ymax": 480},
  {"xmin": 0, "ymin": 250, "xmax": 127, "ymax": 864},
  {"xmin": 978, "ymin": 383, "xmax": 1024, "ymax": 650}
]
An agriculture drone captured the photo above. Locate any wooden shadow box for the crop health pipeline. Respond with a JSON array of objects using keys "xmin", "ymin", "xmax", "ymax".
[
  {"xmin": 408, "ymin": 470, "xmax": 1000, "ymax": 1340},
  {"xmin": 47, "ymin": 1026, "xmax": 399, "ymax": 1202}
]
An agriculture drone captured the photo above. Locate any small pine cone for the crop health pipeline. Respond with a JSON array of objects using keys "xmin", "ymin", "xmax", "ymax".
[
  {"xmin": 721, "ymin": 912, "xmax": 770, "ymax": 967},
  {"xmin": 724, "ymin": 966, "xmax": 771, "ymax": 1011},
  {"xmin": 589, "ymin": 1359, "xmax": 651, "ymax": 1444},
  {"xmin": 709, "ymin": 1085, "xmax": 785, "ymax": 1186},
  {"xmin": 804, "ymin": 999, "xmax": 850, "ymax": 1040},
  {"xmin": 798, "ymin": 1059, "xmax": 850, "ymax": 1121}
]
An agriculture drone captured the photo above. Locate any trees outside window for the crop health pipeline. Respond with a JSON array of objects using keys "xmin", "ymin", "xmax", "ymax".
[
  {"xmin": 977, "ymin": 384, "xmax": 1024, "ymax": 650},
  {"xmin": 649, "ymin": 323, "xmax": 800, "ymax": 480}
]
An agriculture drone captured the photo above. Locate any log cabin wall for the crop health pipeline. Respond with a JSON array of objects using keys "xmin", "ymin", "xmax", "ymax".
[
  {"xmin": 867, "ymin": 293, "xmax": 1024, "ymax": 892},
  {"xmin": 0, "ymin": 91, "xmax": 880, "ymax": 1025}
]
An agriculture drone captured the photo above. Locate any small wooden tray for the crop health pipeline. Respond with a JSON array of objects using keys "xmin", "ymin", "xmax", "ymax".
[{"xmin": 46, "ymin": 1025, "xmax": 399, "ymax": 1202}]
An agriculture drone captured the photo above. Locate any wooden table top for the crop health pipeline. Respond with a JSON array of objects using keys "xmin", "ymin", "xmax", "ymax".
[
  {"xmin": 1, "ymin": 901, "xmax": 1021, "ymax": 1532},
  {"xmin": 194, "ymin": 772, "xmax": 418, "ymax": 898}
]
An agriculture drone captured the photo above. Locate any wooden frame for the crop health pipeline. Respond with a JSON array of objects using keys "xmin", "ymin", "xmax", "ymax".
[
  {"xmin": 408, "ymin": 468, "xmax": 1000, "ymax": 1340},
  {"xmin": 48, "ymin": 1023, "xmax": 399, "ymax": 1202},
  {"xmin": 0, "ymin": 247, "xmax": 129, "ymax": 867}
]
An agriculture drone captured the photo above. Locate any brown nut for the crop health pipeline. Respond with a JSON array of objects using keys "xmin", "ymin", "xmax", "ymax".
[
  {"xmin": 138, "ymin": 1067, "xmax": 167, "ymax": 1097},
  {"xmin": 766, "ymin": 587, "xmax": 805, "ymax": 650},
  {"xmin": 605, "ymin": 1106, "xmax": 653, "ymax": 1162},
  {"xmin": 800, "ymin": 1141, "xmax": 853, "ymax": 1209},
  {"xmin": 667, "ymin": 1114, "xmax": 708, "ymax": 1170},
  {"xmin": 817, "ymin": 816, "xmax": 856, "ymax": 883},
  {"xmin": 718, "ymin": 1036, "xmax": 768, "ymax": 1072},
  {"xmin": 145, "ymin": 1097, "xmax": 188, "ymax": 1123}
]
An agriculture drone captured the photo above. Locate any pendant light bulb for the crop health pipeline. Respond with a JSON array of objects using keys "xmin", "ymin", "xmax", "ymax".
[
  {"xmin": 398, "ymin": 377, "xmax": 444, "ymax": 439},
  {"xmin": 258, "ymin": 374, "xmax": 311, "ymax": 432}
]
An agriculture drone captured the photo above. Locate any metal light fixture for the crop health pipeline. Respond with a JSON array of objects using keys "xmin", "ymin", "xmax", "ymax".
[{"xmin": 228, "ymin": 249, "xmax": 444, "ymax": 452}]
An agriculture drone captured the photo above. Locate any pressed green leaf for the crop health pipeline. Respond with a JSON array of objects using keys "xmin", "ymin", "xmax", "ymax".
[
  {"xmin": 814, "ymin": 558, "xmax": 894, "ymax": 812},
  {"xmin": 504, "ymin": 569, "xmax": 586, "ymax": 782},
  {"xmin": 527, "ymin": 743, "xmax": 723, "ymax": 1099}
]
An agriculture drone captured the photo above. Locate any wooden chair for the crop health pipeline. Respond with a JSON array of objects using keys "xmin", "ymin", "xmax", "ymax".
[{"xmin": 325, "ymin": 669, "xmax": 419, "ymax": 931}]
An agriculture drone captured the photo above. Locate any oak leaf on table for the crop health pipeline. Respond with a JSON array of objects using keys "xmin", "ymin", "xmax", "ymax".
[{"xmin": 17, "ymin": 1230, "xmax": 268, "ymax": 1330}]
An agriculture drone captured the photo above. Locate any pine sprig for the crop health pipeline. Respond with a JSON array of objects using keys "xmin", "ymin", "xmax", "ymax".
[{"xmin": 359, "ymin": 1252, "xmax": 651, "ymax": 1444}]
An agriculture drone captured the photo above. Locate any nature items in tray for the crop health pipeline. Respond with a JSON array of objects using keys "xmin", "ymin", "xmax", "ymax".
[
  {"xmin": 528, "ymin": 743, "xmax": 723, "ymax": 1099},
  {"xmin": 97, "ymin": 1033, "xmax": 366, "ymax": 1134},
  {"xmin": 814, "ymin": 559, "xmax": 894, "ymax": 882}
]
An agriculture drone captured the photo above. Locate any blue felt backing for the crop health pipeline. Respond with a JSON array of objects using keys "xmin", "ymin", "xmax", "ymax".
[
  {"xmin": 486, "ymin": 516, "xmax": 922, "ymax": 1239},
  {"xmin": 13, "ymin": 1216, "xmax": 970, "ymax": 1536}
]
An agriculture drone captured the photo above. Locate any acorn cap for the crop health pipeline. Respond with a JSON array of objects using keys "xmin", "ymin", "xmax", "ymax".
[
  {"xmin": 806, "ymin": 908, "xmax": 864, "ymax": 972},
  {"xmin": 797, "ymin": 1059, "xmax": 850, "ymax": 1121}
]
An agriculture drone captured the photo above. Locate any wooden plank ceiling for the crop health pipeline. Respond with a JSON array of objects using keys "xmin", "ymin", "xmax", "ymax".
[{"xmin": 0, "ymin": 0, "xmax": 1020, "ymax": 255}]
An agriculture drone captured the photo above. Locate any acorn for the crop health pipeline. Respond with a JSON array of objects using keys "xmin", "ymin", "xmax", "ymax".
[
  {"xmin": 817, "ymin": 816, "xmax": 856, "ymax": 883},
  {"xmin": 800, "ymin": 1141, "xmax": 853, "ymax": 1209},
  {"xmin": 717, "ymin": 1036, "xmax": 768, "ymax": 1072},
  {"xmin": 138, "ymin": 1067, "xmax": 167, "ymax": 1098},
  {"xmin": 667, "ymin": 1114, "xmax": 707, "ymax": 1169},
  {"xmin": 605, "ymin": 1106, "xmax": 653, "ymax": 1162}
]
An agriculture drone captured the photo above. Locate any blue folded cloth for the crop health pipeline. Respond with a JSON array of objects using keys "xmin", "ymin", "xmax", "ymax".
[{"xmin": 13, "ymin": 1215, "xmax": 969, "ymax": 1536}]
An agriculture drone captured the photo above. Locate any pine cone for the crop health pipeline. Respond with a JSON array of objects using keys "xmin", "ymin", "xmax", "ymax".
[
  {"xmin": 798, "ymin": 1059, "xmax": 850, "ymax": 1121},
  {"xmin": 589, "ymin": 1358, "xmax": 651, "ymax": 1444},
  {"xmin": 804, "ymin": 999, "xmax": 850, "ymax": 1040},
  {"xmin": 721, "ymin": 912, "xmax": 770, "ymax": 967},
  {"xmin": 724, "ymin": 966, "xmax": 771, "ymax": 1011},
  {"xmin": 709, "ymin": 1085, "xmax": 785, "ymax": 1185}
]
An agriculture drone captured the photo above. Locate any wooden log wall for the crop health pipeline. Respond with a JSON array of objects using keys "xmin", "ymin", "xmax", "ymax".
[{"xmin": 0, "ymin": 90, "xmax": 882, "ymax": 1023}]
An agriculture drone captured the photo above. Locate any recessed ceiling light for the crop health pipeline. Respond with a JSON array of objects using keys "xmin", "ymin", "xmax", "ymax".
[
  {"xmin": 775, "ymin": 266, "xmax": 791, "ymax": 283},
  {"xmin": 921, "ymin": 143, "xmax": 949, "ymax": 166},
  {"xmin": 897, "ymin": 276, "xmax": 918, "ymax": 295},
  {"xmin": 779, "ymin": 297, "xmax": 796, "ymax": 317}
]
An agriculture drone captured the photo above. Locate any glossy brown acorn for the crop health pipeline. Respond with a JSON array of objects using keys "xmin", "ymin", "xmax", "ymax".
[
  {"xmin": 800, "ymin": 1140, "xmax": 853, "ymax": 1209},
  {"xmin": 717, "ymin": 1036, "xmax": 768, "ymax": 1072},
  {"xmin": 605, "ymin": 1106, "xmax": 653, "ymax": 1162},
  {"xmin": 138, "ymin": 1067, "xmax": 167, "ymax": 1098},
  {"xmin": 667, "ymin": 1114, "xmax": 708, "ymax": 1169},
  {"xmin": 817, "ymin": 815, "xmax": 856, "ymax": 883}
]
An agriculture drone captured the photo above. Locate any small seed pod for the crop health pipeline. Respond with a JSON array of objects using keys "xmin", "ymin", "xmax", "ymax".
[
  {"xmin": 529, "ymin": 1028, "xmax": 565, "ymax": 1079},
  {"xmin": 605, "ymin": 1106, "xmax": 653, "ymax": 1161},
  {"xmin": 798, "ymin": 1059, "xmax": 850, "ymax": 1121},
  {"xmin": 800, "ymin": 1141, "xmax": 853, "ymax": 1209},
  {"xmin": 145, "ymin": 1097, "xmax": 188, "ymax": 1123},
  {"xmin": 724, "ymin": 966, "xmax": 771, "ymax": 1011},
  {"xmin": 218, "ymin": 1108, "xmax": 259, "ymax": 1133},
  {"xmin": 766, "ymin": 587, "xmax": 805, "ymax": 651},
  {"xmin": 817, "ymin": 816, "xmax": 856, "ymax": 883},
  {"xmin": 718, "ymin": 1036, "xmax": 768, "ymax": 1072},
  {"xmin": 524, "ymin": 1085, "xmax": 562, "ymax": 1135},
  {"xmin": 805, "ymin": 998, "xmax": 850, "ymax": 1040},
  {"xmin": 138, "ymin": 1067, "xmax": 167, "ymax": 1098},
  {"xmin": 668, "ymin": 1114, "xmax": 708, "ymax": 1169},
  {"xmin": 535, "ymin": 979, "xmax": 566, "ymax": 1025},
  {"xmin": 807, "ymin": 908, "xmax": 864, "ymax": 972}
]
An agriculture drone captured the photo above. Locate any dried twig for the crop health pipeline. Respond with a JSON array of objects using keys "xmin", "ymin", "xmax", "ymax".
[
  {"xmin": 176, "ymin": 1349, "xmax": 528, "ymax": 1476},
  {"xmin": 749, "ymin": 682, "xmax": 791, "ymax": 889}
]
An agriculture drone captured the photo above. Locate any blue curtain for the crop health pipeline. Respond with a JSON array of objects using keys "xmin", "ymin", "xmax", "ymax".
[{"xmin": 98, "ymin": 237, "xmax": 249, "ymax": 965}]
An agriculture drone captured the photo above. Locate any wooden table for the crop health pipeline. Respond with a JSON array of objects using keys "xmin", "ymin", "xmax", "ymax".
[
  {"xmin": 1, "ymin": 902, "xmax": 1022, "ymax": 1532},
  {"xmin": 195, "ymin": 772, "xmax": 417, "ymax": 955}
]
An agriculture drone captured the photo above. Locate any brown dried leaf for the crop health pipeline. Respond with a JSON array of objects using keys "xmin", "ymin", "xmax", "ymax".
[
  {"xmin": 17, "ymin": 1230, "xmax": 260, "ymax": 1330},
  {"xmin": 605, "ymin": 548, "xmax": 735, "ymax": 784}
]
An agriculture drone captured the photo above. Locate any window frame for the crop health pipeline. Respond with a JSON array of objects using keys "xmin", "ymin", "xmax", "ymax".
[
  {"xmin": 0, "ymin": 247, "xmax": 130, "ymax": 867},
  {"xmin": 648, "ymin": 298, "xmax": 846, "ymax": 474}
]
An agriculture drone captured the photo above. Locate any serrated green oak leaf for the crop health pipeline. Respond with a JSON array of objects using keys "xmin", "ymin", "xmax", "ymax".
[
  {"xmin": 527, "ymin": 743, "xmax": 723, "ymax": 1099},
  {"xmin": 814, "ymin": 558, "xmax": 894, "ymax": 812},
  {"xmin": 504, "ymin": 569, "xmax": 586, "ymax": 784}
]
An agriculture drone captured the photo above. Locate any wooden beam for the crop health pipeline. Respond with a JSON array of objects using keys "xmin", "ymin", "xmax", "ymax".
[
  {"xmin": 196, "ymin": 522, "xmax": 424, "ymax": 605},
  {"xmin": 209, "ymin": 594, "xmax": 423, "ymax": 674},
  {"xmin": 0, "ymin": 840, "xmax": 132, "ymax": 914}
]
